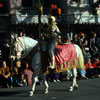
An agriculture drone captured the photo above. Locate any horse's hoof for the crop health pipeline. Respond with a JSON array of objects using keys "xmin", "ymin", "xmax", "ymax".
[
  {"xmin": 74, "ymin": 84, "xmax": 78, "ymax": 89},
  {"xmin": 45, "ymin": 91, "xmax": 48, "ymax": 94},
  {"xmin": 69, "ymin": 86, "xmax": 73, "ymax": 92},
  {"xmin": 44, "ymin": 89, "xmax": 49, "ymax": 94},
  {"xmin": 29, "ymin": 91, "xmax": 34, "ymax": 96}
]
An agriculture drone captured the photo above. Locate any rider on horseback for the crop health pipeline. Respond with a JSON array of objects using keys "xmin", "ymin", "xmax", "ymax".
[{"xmin": 41, "ymin": 15, "xmax": 61, "ymax": 69}]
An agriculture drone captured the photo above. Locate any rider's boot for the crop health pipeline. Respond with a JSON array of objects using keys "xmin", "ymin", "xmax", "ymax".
[{"xmin": 49, "ymin": 56, "xmax": 55, "ymax": 69}]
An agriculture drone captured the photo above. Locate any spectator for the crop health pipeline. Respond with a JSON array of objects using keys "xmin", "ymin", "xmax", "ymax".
[
  {"xmin": 11, "ymin": 67, "xmax": 20, "ymax": 87},
  {"xmin": 53, "ymin": 73, "xmax": 61, "ymax": 82},
  {"xmin": 89, "ymin": 32, "xmax": 98, "ymax": 58},
  {"xmin": 77, "ymin": 68, "xmax": 87, "ymax": 79},
  {"xmin": 64, "ymin": 70, "xmax": 73, "ymax": 81},
  {"xmin": 79, "ymin": 33, "xmax": 86, "ymax": 47},
  {"xmin": 85, "ymin": 58, "xmax": 95, "ymax": 78},
  {"xmin": 81, "ymin": 39, "xmax": 91, "ymax": 63},
  {"xmin": 19, "ymin": 32, "xmax": 23, "ymax": 37},
  {"xmin": 92, "ymin": 58, "xmax": 99, "ymax": 78},
  {"xmin": 71, "ymin": 33, "xmax": 80, "ymax": 45},
  {"xmin": 96, "ymin": 32, "xmax": 100, "ymax": 55},
  {"xmin": 24, "ymin": 62, "xmax": 33, "ymax": 86},
  {"xmin": 1, "ymin": 40, "xmax": 10, "ymax": 67},
  {"xmin": 0, "ymin": 60, "xmax": 11, "ymax": 88},
  {"xmin": 18, "ymin": 72, "xmax": 27, "ymax": 87},
  {"xmin": 93, "ymin": 55, "xmax": 100, "ymax": 76}
]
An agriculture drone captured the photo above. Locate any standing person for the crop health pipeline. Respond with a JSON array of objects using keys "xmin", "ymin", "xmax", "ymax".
[
  {"xmin": 79, "ymin": 33, "xmax": 91, "ymax": 62},
  {"xmin": 83, "ymin": 40, "xmax": 91, "ymax": 63},
  {"xmin": 96, "ymin": 32, "xmax": 100, "ymax": 55},
  {"xmin": 79, "ymin": 33, "xmax": 86, "ymax": 48},
  {"xmin": 89, "ymin": 32, "xmax": 98, "ymax": 58},
  {"xmin": 41, "ymin": 15, "xmax": 61, "ymax": 69},
  {"xmin": 71, "ymin": 33, "xmax": 80, "ymax": 45}
]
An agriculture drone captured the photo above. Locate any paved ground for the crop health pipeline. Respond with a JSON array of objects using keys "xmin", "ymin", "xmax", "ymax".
[{"xmin": 0, "ymin": 78, "xmax": 100, "ymax": 100}]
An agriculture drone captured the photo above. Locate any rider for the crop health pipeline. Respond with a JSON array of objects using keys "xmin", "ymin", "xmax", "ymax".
[{"xmin": 41, "ymin": 15, "xmax": 61, "ymax": 69}]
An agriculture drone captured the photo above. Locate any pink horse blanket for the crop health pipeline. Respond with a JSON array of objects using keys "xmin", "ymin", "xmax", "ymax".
[{"xmin": 54, "ymin": 44, "xmax": 77, "ymax": 72}]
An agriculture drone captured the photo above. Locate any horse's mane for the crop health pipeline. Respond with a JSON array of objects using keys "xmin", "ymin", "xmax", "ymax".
[{"xmin": 17, "ymin": 36, "xmax": 38, "ymax": 59}]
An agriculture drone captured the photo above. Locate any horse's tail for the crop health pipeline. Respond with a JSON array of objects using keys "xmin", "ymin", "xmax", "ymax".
[
  {"xmin": 78, "ymin": 46, "xmax": 85, "ymax": 70},
  {"xmin": 74, "ymin": 44, "xmax": 85, "ymax": 70}
]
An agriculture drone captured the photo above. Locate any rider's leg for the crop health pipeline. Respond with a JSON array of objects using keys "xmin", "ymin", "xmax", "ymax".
[{"xmin": 48, "ymin": 40, "xmax": 57, "ymax": 69}]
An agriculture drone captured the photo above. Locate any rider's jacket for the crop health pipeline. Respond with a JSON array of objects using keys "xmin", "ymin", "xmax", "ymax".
[{"xmin": 42, "ymin": 22, "xmax": 61, "ymax": 41}]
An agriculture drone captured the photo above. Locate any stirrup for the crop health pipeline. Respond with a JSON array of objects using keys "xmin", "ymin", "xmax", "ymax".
[
  {"xmin": 48, "ymin": 65, "xmax": 55, "ymax": 69},
  {"xmin": 49, "ymin": 62, "xmax": 55, "ymax": 69}
]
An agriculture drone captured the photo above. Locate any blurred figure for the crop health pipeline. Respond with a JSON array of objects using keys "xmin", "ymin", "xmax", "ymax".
[
  {"xmin": 19, "ymin": 32, "xmax": 23, "ymax": 37},
  {"xmin": 18, "ymin": 72, "xmax": 27, "ymax": 87},
  {"xmin": 96, "ymin": 32, "xmax": 100, "ymax": 55},
  {"xmin": 24, "ymin": 62, "xmax": 33, "ymax": 86},
  {"xmin": 71, "ymin": 33, "xmax": 79, "ymax": 45},
  {"xmin": 89, "ymin": 32, "xmax": 98, "ymax": 58},
  {"xmin": 53, "ymin": 73, "xmax": 61, "ymax": 82},
  {"xmin": 1, "ymin": 40, "xmax": 10, "ymax": 67},
  {"xmin": 10, "ymin": 67, "xmax": 20, "ymax": 87},
  {"xmin": 85, "ymin": 58, "xmax": 94, "ymax": 78}
]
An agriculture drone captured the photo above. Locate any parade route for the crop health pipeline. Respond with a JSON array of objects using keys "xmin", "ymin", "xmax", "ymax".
[{"xmin": 0, "ymin": 78, "xmax": 100, "ymax": 100}]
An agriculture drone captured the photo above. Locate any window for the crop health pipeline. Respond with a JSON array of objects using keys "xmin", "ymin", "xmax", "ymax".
[
  {"xmin": 22, "ymin": 0, "xmax": 32, "ymax": 7},
  {"xmin": 72, "ymin": 0, "xmax": 90, "ymax": 5}
]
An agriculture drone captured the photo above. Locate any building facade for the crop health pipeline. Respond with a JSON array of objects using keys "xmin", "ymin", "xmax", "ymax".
[
  {"xmin": 59, "ymin": 0, "xmax": 100, "ymax": 36},
  {"xmin": 0, "ymin": 0, "xmax": 10, "ymax": 40},
  {"xmin": 0, "ymin": 0, "xmax": 100, "ymax": 40},
  {"xmin": 10, "ymin": 0, "xmax": 49, "ymax": 38}
]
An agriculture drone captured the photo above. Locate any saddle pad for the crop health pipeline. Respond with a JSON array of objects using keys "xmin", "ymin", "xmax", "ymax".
[{"xmin": 54, "ymin": 44, "xmax": 77, "ymax": 72}]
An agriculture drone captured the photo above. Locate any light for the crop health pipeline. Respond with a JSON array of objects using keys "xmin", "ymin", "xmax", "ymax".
[{"xmin": 0, "ymin": 3, "xmax": 3, "ymax": 8}]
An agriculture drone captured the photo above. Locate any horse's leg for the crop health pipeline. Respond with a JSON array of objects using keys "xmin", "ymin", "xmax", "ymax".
[
  {"xmin": 69, "ymin": 68, "xmax": 78, "ymax": 91},
  {"xmin": 29, "ymin": 76, "xmax": 38, "ymax": 96},
  {"xmin": 42, "ymin": 74, "xmax": 49, "ymax": 94},
  {"xmin": 29, "ymin": 52, "xmax": 41, "ymax": 96}
]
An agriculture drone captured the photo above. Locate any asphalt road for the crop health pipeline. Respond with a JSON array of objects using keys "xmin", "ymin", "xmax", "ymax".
[{"xmin": 0, "ymin": 78, "xmax": 100, "ymax": 100}]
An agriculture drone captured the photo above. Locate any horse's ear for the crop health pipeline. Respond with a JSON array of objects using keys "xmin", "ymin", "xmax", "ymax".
[
  {"xmin": 15, "ymin": 34, "xmax": 18, "ymax": 38},
  {"xmin": 11, "ymin": 35, "xmax": 15, "ymax": 39}
]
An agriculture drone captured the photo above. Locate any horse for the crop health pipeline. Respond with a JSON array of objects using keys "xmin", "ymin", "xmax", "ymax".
[{"xmin": 9, "ymin": 36, "xmax": 85, "ymax": 96}]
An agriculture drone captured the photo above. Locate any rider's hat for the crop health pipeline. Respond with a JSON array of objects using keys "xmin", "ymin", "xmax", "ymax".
[{"xmin": 48, "ymin": 14, "xmax": 56, "ymax": 23}]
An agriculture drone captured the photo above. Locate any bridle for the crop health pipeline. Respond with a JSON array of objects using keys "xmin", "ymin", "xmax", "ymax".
[
  {"xmin": 11, "ymin": 37, "xmax": 26, "ymax": 60},
  {"xmin": 17, "ymin": 37, "xmax": 26, "ymax": 54}
]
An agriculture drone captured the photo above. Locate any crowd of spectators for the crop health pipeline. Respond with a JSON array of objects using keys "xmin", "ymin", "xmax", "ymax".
[
  {"xmin": 71, "ymin": 32, "xmax": 100, "ymax": 79},
  {"xmin": 0, "ymin": 31, "xmax": 100, "ymax": 88}
]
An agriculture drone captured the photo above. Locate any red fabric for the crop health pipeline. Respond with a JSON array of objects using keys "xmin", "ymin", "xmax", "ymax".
[
  {"xmin": 24, "ymin": 69, "xmax": 33, "ymax": 86},
  {"xmin": 54, "ymin": 44, "xmax": 77, "ymax": 70},
  {"xmin": 92, "ymin": 63, "xmax": 98, "ymax": 68},
  {"xmin": 85, "ymin": 64, "xmax": 89, "ymax": 69},
  {"xmin": 85, "ymin": 64, "xmax": 93, "ymax": 69}
]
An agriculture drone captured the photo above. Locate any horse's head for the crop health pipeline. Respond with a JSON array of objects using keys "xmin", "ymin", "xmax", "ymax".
[{"xmin": 10, "ymin": 35, "xmax": 23, "ymax": 60}]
